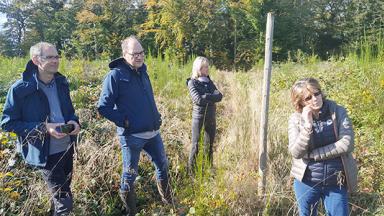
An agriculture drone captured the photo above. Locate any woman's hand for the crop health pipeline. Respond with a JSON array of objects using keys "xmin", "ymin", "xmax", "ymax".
[{"xmin": 302, "ymin": 105, "xmax": 313, "ymax": 129}]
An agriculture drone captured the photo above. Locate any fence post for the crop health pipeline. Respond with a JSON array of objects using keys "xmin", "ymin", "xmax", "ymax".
[{"xmin": 258, "ymin": 12, "xmax": 274, "ymax": 195}]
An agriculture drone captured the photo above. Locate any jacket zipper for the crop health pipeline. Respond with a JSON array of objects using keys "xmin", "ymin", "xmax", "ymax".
[{"xmin": 138, "ymin": 72, "xmax": 158, "ymax": 130}]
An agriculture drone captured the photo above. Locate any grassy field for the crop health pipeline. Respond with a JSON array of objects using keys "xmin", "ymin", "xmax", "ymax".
[{"xmin": 0, "ymin": 50, "xmax": 383, "ymax": 215}]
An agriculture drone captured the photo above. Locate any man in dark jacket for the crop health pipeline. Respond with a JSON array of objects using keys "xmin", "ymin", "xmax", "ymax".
[
  {"xmin": 1, "ymin": 42, "xmax": 80, "ymax": 216},
  {"xmin": 97, "ymin": 36, "xmax": 172, "ymax": 215}
]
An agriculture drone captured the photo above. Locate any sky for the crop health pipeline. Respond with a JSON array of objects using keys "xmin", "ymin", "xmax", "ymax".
[{"xmin": 0, "ymin": 13, "xmax": 6, "ymax": 31}]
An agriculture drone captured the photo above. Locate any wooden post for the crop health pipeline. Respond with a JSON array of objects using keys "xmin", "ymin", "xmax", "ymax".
[{"xmin": 258, "ymin": 12, "xmax": 274, "ymax": 195}]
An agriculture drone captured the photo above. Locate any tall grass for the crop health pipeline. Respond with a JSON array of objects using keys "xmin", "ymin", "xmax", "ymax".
[
  {"xmin": 0, "ymin": 56, "xmax": 28, "ymax": 107},
  {"xmin": 0, "ymin": 44, "xmax": 383, "ymax": 215}
]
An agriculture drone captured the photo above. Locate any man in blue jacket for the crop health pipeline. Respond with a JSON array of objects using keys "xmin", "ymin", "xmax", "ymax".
[
  {"xmin": 1, "ymin": 42, "xmax": 80, "ymax": 216},
  {"xmin": 98, "ymin": 36, "xmax": 172, "ymax": 215}
]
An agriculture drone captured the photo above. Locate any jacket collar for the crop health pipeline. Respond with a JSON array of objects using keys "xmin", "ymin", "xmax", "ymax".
[
  {"xmin": 318, "ymin": 100, "xmax": 330, "ymax": 119},
  {"xmin": 21, "ymin": 60, "xmax": 67, "ymax": 91},
  {"xmin": 186, "ymin": 76, "xmax": 212, "ymax": 84},
  {"xmin": 319, "ymin": 99, "xmax": 338, "ymax": 125}
]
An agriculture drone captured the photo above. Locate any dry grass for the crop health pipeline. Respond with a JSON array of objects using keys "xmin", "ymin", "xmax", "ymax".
[{"xmin": 1, "ymin": 55, "xmax": 383, "ymax": 215}]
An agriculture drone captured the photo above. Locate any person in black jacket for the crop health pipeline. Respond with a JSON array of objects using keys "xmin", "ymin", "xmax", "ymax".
[{"xmin": 186, "ymin": 57, "xmax": 223, "ymax": 175}]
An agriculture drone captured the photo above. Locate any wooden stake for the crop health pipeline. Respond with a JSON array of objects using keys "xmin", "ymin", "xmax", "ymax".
[{"xmin": 258, "ymin": 12, "xmax": 274, "ymax": 195}]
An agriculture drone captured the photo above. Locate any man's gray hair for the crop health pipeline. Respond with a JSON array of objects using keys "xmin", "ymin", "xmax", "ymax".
[
  {"xmin": 121, "ymin": 36, "xmax": 141, "ymax": 54},
  {"xmin": 30, "ymin": 42, "xmax": 56, "ymax": 59}
]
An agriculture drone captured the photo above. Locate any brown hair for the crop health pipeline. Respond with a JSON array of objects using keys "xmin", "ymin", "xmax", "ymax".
[{"xmin": 290, "ymin": 78, "xmax": 326, "ymax": 112}]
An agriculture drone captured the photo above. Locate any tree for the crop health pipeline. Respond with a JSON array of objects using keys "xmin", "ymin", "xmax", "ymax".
[
  {"xmin": 27, "ymin": 0, "xmax": 81, "ymax": 52},
  {"xmin": 228, "ymin": 0, "xmax": 264, "ymax": 70},
  {"xmin": 0, "ymin": 0, "xmax": 32, "ymax": 56},
  {"xmin": 0, "ymin": 0, "xmax": 81, "ymax": 56},
  {"xmin": 346, "ymin": 0, "xmax": 384, "ymax": 54},
  {"xmin": 142, "ymin": 0, "xmax": 263, "ymax": 70},
  {"xmin": 72, "ymin": 0, "xmax": 147, "ymax": 59}
]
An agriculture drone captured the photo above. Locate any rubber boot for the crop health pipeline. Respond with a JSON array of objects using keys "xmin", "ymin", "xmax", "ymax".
[{"xmin": 119, "ymin": 190, "xmax": 137, "ymax": 216}]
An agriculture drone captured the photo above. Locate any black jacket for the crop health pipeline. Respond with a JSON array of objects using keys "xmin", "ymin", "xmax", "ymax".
[{"xmin": 186, "ymin": 77, "xmax": 222, "ymax": 118}]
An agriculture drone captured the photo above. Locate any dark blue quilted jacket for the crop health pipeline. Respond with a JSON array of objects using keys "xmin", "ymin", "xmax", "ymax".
[{"xmin": 303, "ymin": 101, "xmax": 344, "ymax": 185}]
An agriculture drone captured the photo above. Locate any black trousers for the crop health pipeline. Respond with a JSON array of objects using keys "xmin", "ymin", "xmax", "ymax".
[
  {"xmin": 188, "ymin": 112, "xmax": 216, "ymax": 173},
  {"xmin": 39, "ymin": 147, "xmax": 74, "ymax": 216}
]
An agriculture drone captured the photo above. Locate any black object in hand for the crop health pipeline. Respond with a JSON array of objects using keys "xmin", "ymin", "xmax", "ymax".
[{"xmin": 56, "ymin": 124, "xmax": 75, "ymax": 134}]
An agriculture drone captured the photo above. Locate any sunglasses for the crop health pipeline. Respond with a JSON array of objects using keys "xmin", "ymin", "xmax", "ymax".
[
  {"xmin": 40, "ymin": 55, "xmax": 60, "ymax": 60},
  {"xmin": 304, "ymin": 92, "xmax": 321, "ymax": 102}
]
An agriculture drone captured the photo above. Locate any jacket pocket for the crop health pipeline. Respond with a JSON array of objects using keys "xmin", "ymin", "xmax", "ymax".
[{"xmin": 118, "ymin": 78, "xmax": 134, "ymax": 99}]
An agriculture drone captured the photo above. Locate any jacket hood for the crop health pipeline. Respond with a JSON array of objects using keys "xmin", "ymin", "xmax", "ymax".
[
  {"xmin": 108, "ymin": 57, "xmax": 126, "ymax": 69},
  {"xmin": 21, "ymin": 60, "xmax": 67, "ymax": 88},
  {"xmin": 21, "ymin": 60, "xmax": 39, "ymax": 83},
  {"xmin": 109, "ymin": 57, "xmax": 147, "ymax": 73}
]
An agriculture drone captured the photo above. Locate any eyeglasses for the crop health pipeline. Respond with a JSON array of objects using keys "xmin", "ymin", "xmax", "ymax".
[
  {"xmin": 40, "ymin": 55, "xmax": 60, "ymax": 60},
  {"xmin": 127, "ymin": 51, "xmax": 145, "ymax": 58},
  {"xmin": 304, "ymin": 92, "xmax": 321, "ymax": 102}
]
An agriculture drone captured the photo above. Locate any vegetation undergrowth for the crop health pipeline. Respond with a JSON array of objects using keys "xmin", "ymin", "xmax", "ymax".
[{"xmin": 0, "ymin": 46, "xmax": 383, "ymax": 215}]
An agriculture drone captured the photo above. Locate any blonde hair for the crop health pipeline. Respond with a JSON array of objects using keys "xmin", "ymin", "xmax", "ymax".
[
  {"xmin": 191, "ymin": 56, "xmax": 209, "ymax": 79},
  {"xmin": 30, "ymin": 42, "xmax": 55, "ymax": 59},
  {"xmin": 290, "ymin": 78, "xmax": 326, "ymax": 112}
]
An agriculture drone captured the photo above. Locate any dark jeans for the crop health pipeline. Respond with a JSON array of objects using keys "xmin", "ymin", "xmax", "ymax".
[
  {"xmin": 39, "ymin": 148, "xmax": 74, "ymax": 216},
  {"xmin": 119, "ymin": 134, "xmax": 169, "ymax": 192},
  {"xmin": 188, "ymin": 114, "xmax": 216, "ymax": 172}
]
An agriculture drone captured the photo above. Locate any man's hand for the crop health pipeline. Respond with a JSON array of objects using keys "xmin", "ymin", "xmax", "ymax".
[
  {"xmin": 67, "ymin": 120, "xmax": 80, "ymax": 135},
  {"xmin": 46, "ymin": 123, "xmax": 67, "ymax": 139}
]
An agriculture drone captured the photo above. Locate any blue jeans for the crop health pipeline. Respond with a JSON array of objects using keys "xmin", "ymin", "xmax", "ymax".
[
  {"xmin": 294, "ymin": 179, "xmax": 349, "ymax": 216},
  {"xmin": 119, "ymin": 134, "xmax": 169, "ymax": 192}
]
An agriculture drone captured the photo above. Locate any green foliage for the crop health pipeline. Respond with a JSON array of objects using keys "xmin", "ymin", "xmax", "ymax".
[
  {"xmin": 142, "ymin": 0, "xmax": 263, "ymax": 70},
  {"xmin": 0, "ymin": 55, "xmax": 28, "ymax": 99},
  {"xmin": 71, "ymin": 0, "xmax": 147, "ymax": 59},
  {"xmin": 0, "ymin": 131, "xmax": 35, "ymax": 215},
  {"xmin": 1, "ymin": 0, "xmax": 384, "ymax": 69}
]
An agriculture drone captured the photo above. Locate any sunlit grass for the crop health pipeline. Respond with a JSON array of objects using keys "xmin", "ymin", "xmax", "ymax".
[{"xmin": 0, "ymin": 45, "xmax": 383, "ymax": 215}]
